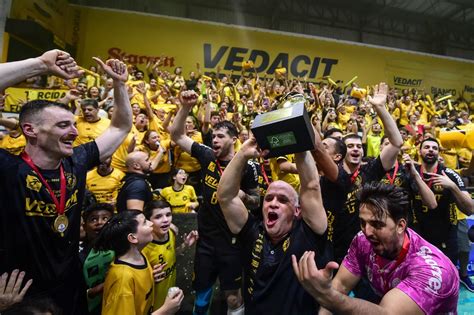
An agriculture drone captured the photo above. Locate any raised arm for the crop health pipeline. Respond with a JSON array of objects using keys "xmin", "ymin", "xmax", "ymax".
[
  {"xmin": 402, "ymin": 154, "xmax": 437, "ymax": 209},
  {"xmin": 295, "ymin": 151, "xmax": 327, "ymax": 235},
  {"xmin": 311, "ymin": 126, "xmax": 339, "ymax": 182},
  {"xmin": 217, "ymin": 137, "xmax": 261, "ymax": 234},
  {"xmin": 370, "ymin": 83, "xmax": 403, "ymax": 171},
  {"xmin": 0, "ymin": 50, "xmax": 83, "ymax": 91},
  {"xmin": 93, "ymin": 58, "xmax": 132, "ymax": 161},
  {"xmin": 168, "ymin": 91, "xmax": 198, "ymax": 154}
]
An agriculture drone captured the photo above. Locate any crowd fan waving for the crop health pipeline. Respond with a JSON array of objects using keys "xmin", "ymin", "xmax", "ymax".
[{"xmin": 0, "ymin": 49, "xmax": 473, "ymax": 314}]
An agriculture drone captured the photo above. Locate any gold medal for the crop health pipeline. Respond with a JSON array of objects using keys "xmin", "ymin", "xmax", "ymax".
[{"xmin": 54, "ymin": 214, "xmax": 69, "ymax": 234}]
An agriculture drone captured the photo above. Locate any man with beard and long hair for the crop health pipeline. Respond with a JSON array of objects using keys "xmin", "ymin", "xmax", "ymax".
[
  {"xmin": 292, "ymin": 182, "xmax": 459, "ymax": 315},
  {"xmin": 412, "ymin": 138, "xmax": 473, "ymax": 264}
]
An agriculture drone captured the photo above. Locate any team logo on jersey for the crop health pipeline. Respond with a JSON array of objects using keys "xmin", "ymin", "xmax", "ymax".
[
  {"xmin": 26, "ymin": 175, "xmax": 42, "ymax": 192},
  {"xmin": 433, "ymin": 184, "xmax": 443, "ymax": 192},
  {"xmin": 208, "ymin": 162, "xmax": 216, "ymax": 172},
  {"xmin": 282, "ymin": 238, "xmax": 290, "ymax": 252},
  {"xmin": 66, "ymin": 173, "xmax": 77, "ymax": 190},
  {"xmin": 354, "ymin": 176, "xmax": 362, "ymax": 186},
  {"xmin": 394, "ymin": 177, "xmax": 401, "ymax": 187}
]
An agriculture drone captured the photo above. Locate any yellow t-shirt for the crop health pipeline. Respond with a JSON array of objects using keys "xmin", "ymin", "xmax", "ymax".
[
  {"xmin": 111, "ymin": 128, "xmax": 142, "ymax": 172},
  {"xmin": 453, "ymin": 168, "xmax": 469, "ymax": 221},
  {"xmin": 160, "ymin": 185, "xmax": 198, "ymax": 213},
  {"xmin": 148, "ymin": 116, "xmax": 170, "ymax": 141},
  {"xmin": 102, "ymin": 257, "xmax": 154, "ymax": 315},
  {"xmin": 86, "ymin": 168, "xmax": 125, "ymax": 204},
  {"xmin": 74, "ymin": 116, "xmax": 110, "ymax": 147},
  {"xmin": 366, "ymin": 134, "xmax": 382, "ymax": 158},
  {"xmin": 136, "ymin": 139, "xmax": 172, "ymax": 174},
  {"xmin": 0, "ymin": 133, "xmax": 26, "ymax": 155},
  {"xmin": 142, "ymin": 231, "xmax": 176, "ymax": 311},
  {"xmin": 269, "ymin": 154, "xmax": 300, "ymax": 191},
  {"xmin": 440, "ymin": 148, "xmax": 458, "ymax": 170},
  {"xmin": 399, "ymin": 102, "xmax": 410, "ymax": 126},
  {"xmin": 174, "ymin": 131, "xmax": 202, "ymax": 173},
  {"xmin": 337, "ymin": 112, "xmax": 351, "ymax": 129}
]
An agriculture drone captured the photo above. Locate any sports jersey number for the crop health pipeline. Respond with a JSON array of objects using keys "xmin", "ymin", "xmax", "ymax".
[
  {"xmin": 158, "ymin": 254, "xmax": 165, "ymax": 264},
  {"xmin": 347, "ymin": 203, "xmax": 356, "ymax": 214},
  {"xmin": 211, "ymin": 192, "xmax": 218, "ymax": 205}
]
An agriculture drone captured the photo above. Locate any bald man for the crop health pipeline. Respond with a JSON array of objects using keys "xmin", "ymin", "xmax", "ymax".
[
  {"xmin": 116, "ymin": 151, "xmax": 154, "ymax": 211},
  {"xmin": 217, "ymin": 137, "xmax": 329, "ymax": 315}
]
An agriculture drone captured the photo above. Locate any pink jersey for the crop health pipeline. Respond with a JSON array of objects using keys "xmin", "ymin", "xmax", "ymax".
[{"xmin": 343, "ymin": 228, "xmax": 459, "ymax": 314}]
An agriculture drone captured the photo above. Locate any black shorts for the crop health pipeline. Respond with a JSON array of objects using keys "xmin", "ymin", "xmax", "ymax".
[{"xmin": 192, "ymin": 237, "xmax": 242, "ymax": 291}]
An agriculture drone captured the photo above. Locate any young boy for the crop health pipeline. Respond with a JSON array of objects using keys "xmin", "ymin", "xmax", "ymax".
[
  {"xmin": 80, "ymin": 203, "xmax": 115, "ymax": 315},
  {"xmin": 95, "ymin": 210, "xmax": 184, "ymax": 315},
  {"xmin": 142, "ymin": 200, "xmax": 198, "ymax": 311}
]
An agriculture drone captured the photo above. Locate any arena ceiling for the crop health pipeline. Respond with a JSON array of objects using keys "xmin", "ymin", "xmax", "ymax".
[{"xmin": 69, "ymin": 0, "xmax": 474, "ymax": 59}]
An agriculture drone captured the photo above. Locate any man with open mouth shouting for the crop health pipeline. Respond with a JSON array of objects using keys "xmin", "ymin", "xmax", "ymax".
[
  {"xmin": 217, "ymin": 136, "xmax": 329, "ymax": 315},
  {"xmin": 0, "ymin": 50, "xmax": 132, "ymax": 314}
]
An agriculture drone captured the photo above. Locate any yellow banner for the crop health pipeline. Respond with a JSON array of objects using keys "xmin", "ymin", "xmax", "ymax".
[
  {"xmin": 56, "ymin": 7, "xmax": 470, "ymax": 100},
  {"xmin": 4, "ymin": 87, "xmax": 68, "ymax": 113}
]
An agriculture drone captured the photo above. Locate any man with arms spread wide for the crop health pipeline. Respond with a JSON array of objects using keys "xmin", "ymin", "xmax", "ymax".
[{"xmin": 0, "ymin": 50, "xmax": 132, "ymax": 314}]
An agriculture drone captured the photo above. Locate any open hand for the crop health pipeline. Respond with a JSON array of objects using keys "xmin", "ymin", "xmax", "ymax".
[
  {"xmin": 291, "ymin": 251, "xmax": 339, "ymax": 301},
  {"xmin": 368, "ymin": 82, "xmax": 388, "ymax": 108},
  {"xmin": 0, "ymin": 270, "xmax": 33, "ymax": 311}
]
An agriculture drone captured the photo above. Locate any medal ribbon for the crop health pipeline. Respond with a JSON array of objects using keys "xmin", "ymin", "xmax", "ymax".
[
  {"xmin": 350, "ymin": 166, "xmax": 360, "ymax": 184},
  {"xmin": 215, "ymin": 160, "xmax": 224, "ymax": 176},
  {"xmin": 420, "ymin": 164, "xmax": 438, "ymax": 188},
  {"xmin": 21, "ymin": 152, "xmax": 66, "ymax": 216},
  {"xmin": 260, "ymin": 162, "xmax": 271, "ymax": 186},
  {"xmin": 385, "ymin": 161, "xmax": 399, "ymax": 185},
  {"xmin": 375, "ymin": 232, "xmax": 410, "ymax": 292}
]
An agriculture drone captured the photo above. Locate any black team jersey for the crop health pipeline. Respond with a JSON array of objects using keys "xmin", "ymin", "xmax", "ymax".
[
  {"xmin": 412, "ymin": 164, "xmax": 464, "ymax": 263},
  {"xmin": 239, "ymin": 215, "xmax": 328, "ymax": 314},
  {"xmin": 116, "ymin": 173, "xmax": 154, "ymax": 212},
  {"xmin": 327, "ymin": 157, "xmax": 386, "ymax": 264},
  {"xmin": 191, "ymin": 142, "xmax": 258, "ymax": 244},
  {"xmin": 380, "ymin": 161, "xmax": 419, "ymax": 224},
  {"xmin": 0, "ymin": 142, "xmax": 100, "ymax": 315}
]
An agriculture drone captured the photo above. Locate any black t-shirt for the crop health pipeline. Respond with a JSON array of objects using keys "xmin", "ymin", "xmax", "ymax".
[
  {"xmin": 380, "ymin": 162, "xmax": 419, "ymax": 225},
  {"xmin": 379, "ymin": 162, "xmax": 417, "ymax": 192},
  {"xmin": 327, "ymin": 157, "xmax": 386, "ymax": 263},
  {"xmin": 412, "ymin": 164, "xmax": 464, "ymax": 250},
  {"xmin": 191, "ymin": 142, "xmax": 258, "ymax": 243},
  {"xmin": 238, "ymin": 215, "xmax": 328, "ymax": 315},
  {"xmin": 0, "ymin": 142, "xmax": 99, "ymax": 313},
  {"xmin": 202, "ymin": 129, "xmax": 213, "ymax": 148},
  {"xmin": 116, "ymin": 173, "xmax": 154, "ymax": 212}
]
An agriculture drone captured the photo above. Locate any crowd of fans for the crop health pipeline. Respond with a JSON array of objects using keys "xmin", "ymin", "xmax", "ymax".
[{"xmin": 0, "ymin": 49, "xmax": 473, "ymax": 315}]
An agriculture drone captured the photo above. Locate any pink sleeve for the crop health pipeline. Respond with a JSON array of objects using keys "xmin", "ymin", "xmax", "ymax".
[{"xmin": 341, "ymin": 232, "xmax": 366, "ymax": 277}]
